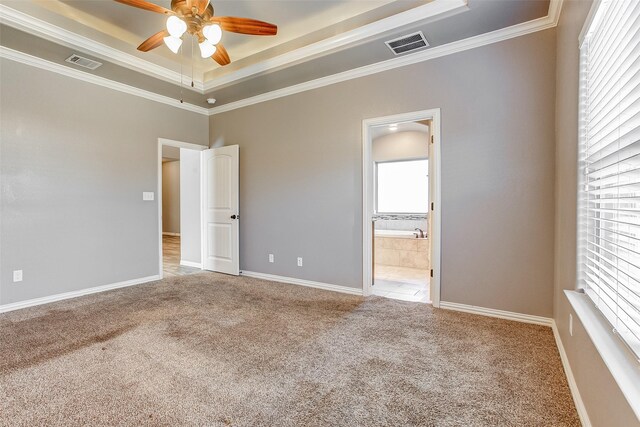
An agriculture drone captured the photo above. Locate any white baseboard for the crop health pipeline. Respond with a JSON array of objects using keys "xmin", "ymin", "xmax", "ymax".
[
  {"xmin": 180, "ymin": 260, "xmax": 202, "ymax": 269},
  {"xmin": 240, "ymin": 271, "xmax": 363, "ymax": 296},
  {"xmin": 552, "ymin": 321, "xmax": 592, "ymax": 427},
  {"xmin": 0, "ymin": 275, "xmax": 161, "ymax": 314},
  {"xmin": 162, "ymin": 232, "xmax": 180, "ymax": 236},
  {"xmin": 439, "ymin": 301, "xmax": 554, "ymax": 326}
]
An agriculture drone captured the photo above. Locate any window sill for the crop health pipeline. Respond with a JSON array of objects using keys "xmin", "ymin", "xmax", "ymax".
[{"xmin": 565, "ymin": 290, "xmax": 640, "ymax": 420}]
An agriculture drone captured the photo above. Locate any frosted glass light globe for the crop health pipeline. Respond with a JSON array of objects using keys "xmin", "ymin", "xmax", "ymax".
[
  {"xmin": 203, "ymin": 24, "xmax": 222, "ymax": 45},
  {"xmin": 163, "ymin": 36, "xmax": 183, "ymax": 54},
  {"xmin": 166, "ymin": 16, "xmax": 187, "ymax": 38},
  {"xmin": 199, "ymin": 40, "xmax": 217, "ymax": 58}
]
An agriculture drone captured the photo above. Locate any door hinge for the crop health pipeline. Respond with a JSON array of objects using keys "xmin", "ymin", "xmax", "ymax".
[
  {"xmin": 430, "ymin": 269, "xmax": 434, "ymax": 278},
  {"xmin": 431, "ymin": 202, "xmax": 434, "ymax": 211},
  {"xmin": 431, "ymin": 135, "xmax": 434, "ymax": 144}
]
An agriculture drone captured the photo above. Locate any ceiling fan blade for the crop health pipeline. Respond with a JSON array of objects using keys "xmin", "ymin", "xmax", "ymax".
[
  {"xmin": 211, "ymin": 43, "xmax": 231, "ymax": 66},
  {"xmin": 138, "ymin": 29, "xmax": 169, "ymax": 52},
  {"xmin": 213, "ymin": 17, "xmax": 277, "ymax": 36},
  {"xmin": 196, "ymin": 0, "xmax": 210, "ymax": 15},
  {"xmin": 114, "ymin": 0, "xmax": 172, "ymax": 15}
]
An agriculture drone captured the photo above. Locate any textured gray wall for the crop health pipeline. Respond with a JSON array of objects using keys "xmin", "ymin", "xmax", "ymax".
[
  {"xmin": 554, "ymin": 1, "xmax": 640, "ymax": 425},
  {"xmin": 210, "ymin": 29, "xmax": 557, "ymax": 317},
  {"xmin": 179, "ymin": 148, "xmax": 202, "ymax": 265},
  {"xmin": 0, "ymin": 59, "xmax": 208, "ymax": 305},
  {"xmin": 162, "ymin": 161, "xmax": 181, "ymax": 234}
]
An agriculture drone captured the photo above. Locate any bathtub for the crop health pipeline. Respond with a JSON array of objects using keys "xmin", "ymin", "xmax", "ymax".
[
  {"xmin": 374, "ymin": 231, "xmax": 429, "ymax": 269},
  {"xmin": 374, "ymin": 229, "xmax": 426, "ymax": 239}
]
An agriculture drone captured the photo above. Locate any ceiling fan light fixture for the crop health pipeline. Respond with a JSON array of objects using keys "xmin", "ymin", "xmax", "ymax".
[
  {"xmin": 166, "ymin": 15, "xmax": 187, "ymax": 38},
  {"xmin": 163, "ymin": 36, "xmax": 183, "ymax": 54},
  {"xmin": 199, "ymin": 40, "xmax": 217, "ymax": 58},
  {"xmin": 203, "ymin": 24, "xmax": 222, "ymax": 45}
]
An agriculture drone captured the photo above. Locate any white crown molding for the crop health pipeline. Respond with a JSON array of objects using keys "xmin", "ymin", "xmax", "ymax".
[
  {"xmin": 208, "ymin": 4, "xmax": 560, "ymax": 116},
  {"xmin": 552, "ymin": 321, "xmax": 592, "ymax": 427},
  {"xmin": 240, "ymin": 271, "xmax": 364, "ymax": 296},
  {"xmin": 0, "ymin": 46, "xmax": 209, "ymax": 115},
  {"xmin": 202, "ymin": 0, "xmax": 469, "ymax": 92},
  {"xmin": 0, "ymin": 4, "xmax": 205, "ymax": 92},
  {"xmin": 439, "ymin": 301, "xmax": 554, "ymax": 326},
  {"xmin": 0, "ymin": 275, "xmax": 160, "ymax": 313}
]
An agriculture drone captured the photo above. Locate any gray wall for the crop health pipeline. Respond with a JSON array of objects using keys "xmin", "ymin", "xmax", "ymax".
[
  {"xmin": 179, "ymin": 148, "xmax": 202, "ymax": 265},
  {"xmin": 372, "ymin": 131, "xmax": 429, "ymax": 162},
  {"xmin": 553, "ymin": 1, "xmax": 640, "ymax": 425},
  {"xmin": 162, "ymin": 161, "xmax": 181, "ymax": 234},
  {"xmin": 0, "ymin": 59, "xmax": 208, "ymax": 305},
  {"xmin": 210, "ymin": 29, "xmax": 557, "ymax": 317}
]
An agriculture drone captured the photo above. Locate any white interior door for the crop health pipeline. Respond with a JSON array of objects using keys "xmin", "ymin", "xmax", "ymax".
[{"xmin": 202, "ymin": 145, "xmax": 239, "ymax": 275}]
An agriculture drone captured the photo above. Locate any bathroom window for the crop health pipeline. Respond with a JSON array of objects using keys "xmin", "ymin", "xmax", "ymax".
[{"xmin": 376, "ymin": 159, "xmax": 428, "ymax": 214}]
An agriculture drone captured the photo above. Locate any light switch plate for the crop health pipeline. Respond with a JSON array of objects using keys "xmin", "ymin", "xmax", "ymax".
[
  {"xmin": 13, "ymin": 270, "xmax": 23, "ymax": 282},
  {"xmin": 297, "ymin": 257, "xmax": 303, "ymax": 267},
  {"xmin": 143, "ymin": 192, "xmax": 154, "ymax": 201},
  {"xmin": 269, "ymin": 254, "xmax": 274, "ymax": 263}
]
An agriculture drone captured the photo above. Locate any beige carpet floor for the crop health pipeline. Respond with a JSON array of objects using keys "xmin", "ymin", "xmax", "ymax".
[{"xmin": 0, "ymin": 272, "xmax": 579, "ymax": 426}]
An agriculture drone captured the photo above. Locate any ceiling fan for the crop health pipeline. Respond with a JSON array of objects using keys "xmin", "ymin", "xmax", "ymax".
[{"xmin": 114, "ymin": 0, "xmax": 277, "ymax": 66}]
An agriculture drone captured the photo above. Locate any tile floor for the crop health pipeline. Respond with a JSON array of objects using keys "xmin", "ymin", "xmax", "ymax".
[
  {"xmin": 163, "ymin": 235, "xmax": 202, "ymax": 277},
  {"xmin": 373, "ymin": 265, "xmax": 430, "ymax": 303}
]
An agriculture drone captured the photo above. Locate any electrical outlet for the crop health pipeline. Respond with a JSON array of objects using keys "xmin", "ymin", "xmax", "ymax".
[
  {"xmin": 269, "ymin": 254, "xmax": 274, "ymax": 263},
  {"xmin": 142, "ymin": 191, "xmax": 154, "ymax": 201},
  {"xmin": 297, "ymin": 257, "xmax": 303, "ymax": 267},
  {"xmin": 13, "ymin": 270, "xmax": 23, "ymax": 283},
  {"xmin": 569, "ymin": 314, "xmax": 573, "ymax": 337}
]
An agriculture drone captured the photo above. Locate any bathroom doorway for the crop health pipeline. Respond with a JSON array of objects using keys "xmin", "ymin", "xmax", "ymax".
[{"xmin": 362, "ymin": 109, "xmax": 442, "ymax": 306}]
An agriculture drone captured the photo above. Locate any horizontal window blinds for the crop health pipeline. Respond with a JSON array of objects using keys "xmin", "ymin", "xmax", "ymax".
[{"xmin": 580, "ymin": 0, "xmax": 640, "ymax": 359}]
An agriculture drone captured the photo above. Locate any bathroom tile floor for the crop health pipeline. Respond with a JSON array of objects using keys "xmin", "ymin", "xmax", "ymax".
[{"xmin": 373, "ymin": 265, "xmax": 430, "ymax": 303}]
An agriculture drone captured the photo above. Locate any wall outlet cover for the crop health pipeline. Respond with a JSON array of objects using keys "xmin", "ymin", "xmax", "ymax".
[
  {"xmin": 569, "ymin": 314, "xmax": 573, "ymax": 337},
  {"xmin": 13, "ymin": 270, "xmax": 23, "ymax": 282},
  {"xmin": 269, "ymin": 254, "xmax": 274, "ymax": 263},
  {"xmin": 143, "ymin": 191, "xmax": 155, "ymax": 201},
  {"xmin": 297, "ymin": 257, "xmax": 303, "ymax": 267}
]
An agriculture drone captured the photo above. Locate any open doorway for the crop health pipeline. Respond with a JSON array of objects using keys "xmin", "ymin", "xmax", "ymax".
[
  {"xmin": 157, "ymin": 138, "xmax": 207, "ymax": 278},
  {"xmin": 363, "ymin": 109, "xmax": 442, "ymax": 306}
]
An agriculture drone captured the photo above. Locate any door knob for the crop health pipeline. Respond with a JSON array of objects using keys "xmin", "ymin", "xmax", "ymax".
[{"xmin": 231, "ymin": 214, "xmax": 238, "ymax": 219}]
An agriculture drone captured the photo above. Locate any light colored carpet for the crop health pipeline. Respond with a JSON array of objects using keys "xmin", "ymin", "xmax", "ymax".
[{"xmin": 0, "ymin": 272, "xmax": 579, "ymax": 426}]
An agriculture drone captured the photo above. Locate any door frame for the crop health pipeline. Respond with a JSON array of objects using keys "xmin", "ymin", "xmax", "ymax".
[
  {"xmin": 157, "ymin": 138, "xmax": 207, "ymax": 278},
  {"xmin": 362, "ymin": 108, "xmax": 442, "ymax": 306}
]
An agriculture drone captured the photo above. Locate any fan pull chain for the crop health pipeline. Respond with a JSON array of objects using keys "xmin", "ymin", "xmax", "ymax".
[
  {"xmin": 179, "ymin": 43, "xmax": 184, "ymax": 104},
  {"xmin": 191, "ymin": 36, "xmax": 195, "ymax": 88}
]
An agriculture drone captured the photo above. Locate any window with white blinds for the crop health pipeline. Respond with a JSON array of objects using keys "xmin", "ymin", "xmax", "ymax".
[{"xmin": 579, "ymin": 0, "xmax": 640, "ymax": 359}]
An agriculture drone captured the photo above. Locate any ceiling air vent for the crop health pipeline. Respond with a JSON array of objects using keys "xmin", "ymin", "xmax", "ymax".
[
  {"xmin": 385, "ymin": 31, "xmax": 429, "ymax": 55},
  {"xmin": 65, "ymin": 54, "xmax": 102, "ymax": 70}
]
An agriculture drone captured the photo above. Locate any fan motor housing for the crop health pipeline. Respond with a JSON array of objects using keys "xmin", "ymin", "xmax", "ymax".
[{"xmin": 171, "ymin": 0, "xmax": 215, "ymax": 36}]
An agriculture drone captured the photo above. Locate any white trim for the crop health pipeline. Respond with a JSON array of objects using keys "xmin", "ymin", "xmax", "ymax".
[
  {"xmin": 552, "ymin": 320, "xmax": 592, "ymax": 427},
  {"xmin": 362, "ymin": 109, "xmax": 442, "ymax": 307},
  {"xmin": 0, "ymin": 275, "xmax": 160, "ymax": 314},
  {"xmin": 439, "ymin": 301, "xmax": 554, "ymax": 326},
  {"xmin": 202, "ymin": 0, "xmax": 468, "ymax": 91},
  {"xmin": 578, "ymin": 0, "xmax": 602, "ymax": 48},
  {"xmin": 0, "ymin": 46, "xmax": 209, "ymax": 115},
  {"xmin": 0, "ymin": 4, "xmax": 204, "ymax": 92},
  {"xmin": 241, "ymin": 271, "xmax": 363, "ymax": 296},
  {"xmin": 158, "ymin": 138, "xmax": 208, "ymax": 151},
  {"xmin": 158, "ymin": 138, "xmax": 207, "ymax": 278},
  {"xmin": 208, "ymin": 1, "xmax": 562, "ymax": 116},
  {"xmin": 180, "ymin": 260, "xmax": 203, "ymax": 269},
  {"xmin": 162, "ymin": 232, "xmax": 181, "ymax": 237},
  {"xmin": 565, "ymin": 290, "xmax": 640, "ymax": 421}
]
